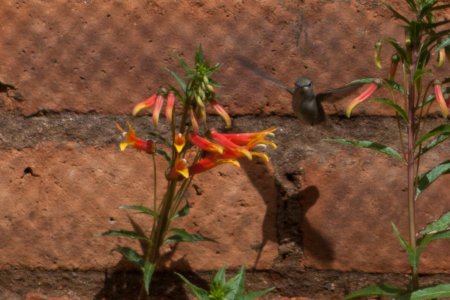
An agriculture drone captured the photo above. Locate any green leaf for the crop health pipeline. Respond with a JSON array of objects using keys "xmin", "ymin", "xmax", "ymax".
[
  {"xmin": 397, "ymin": 284, "xmax": 450, "ymax": 300},
  {"xmin": 112, "ymin": 246, "xmax": 144, "ymax": 268},
  {"xmin": 241, "ymin": 287, "xmax": 275, "ymax": 300},
  {"xmin": 416, "ymin": 160, "xmax": 450, "ymax": 199},
  {"xmin": 386, "ymin": 4, "xmax": 410, "ymax": 24},
  {"xmin": 171, "ymin": 203, "xmax": 190, "ymax": 220},
  {"xmin": 405, "ymin": 0, "xmax": 417, "ymax": 11},
  {"xmin": 100, "ymin": 230, "xmax": 149, "ymax": 241},
  {"xmin": 371, "ymin": 98, "xmax": 408, "ymax": 121},
  {"xmin": 415, "ymin": 125, "xmax": 450, "ymax": 148},
  {"xmin": 420, "ymin": 211, "xmax": 450, "ymax": 235},
  {"xmin": 344, "ymin": 283, "xmax": 403, "ymax": 299},
  {"xmin": 437, "ymin": 37, "xmax": 450, "ymax": 50},
  {"xmin": 383, "ymin": 79, "xmax": 405, "ymax": 94},
  {"xmin": 413, "ymin": 68, "xmax": 432, "ymax": 82},
  {"xmin": 349, "ymin": 78, "xmax": 380, "ymax": 85},
  {"xmin": 175, "ymin": 272, "xmax": 210, "ymax": 300},
  {"xmin": 225, "ymin": 266, "xmax": 246, "ymax": 299},
  {"xmin": 212, "ymin": 266, "xmax": 226, "ymax": 288},
  {"xmin": 419, "ymin": 133, "xmax": 449, "ymax": 156},
  {"xmin": 120, "ymin": 205, "xmax": 159, "ymax": 219},
  {"xmin": 165, "ymin": 228, "xmax": 214, "ymax": 244},
  {"xmin": 156, "ymin": 148, "xmax": 171, "ymax": 162},
  {"xmin": 143, "ymin": 262, "xmax": 156, "ymax": 295},
  {"xmin": 327, "ymin": 138, "xmax": 403, "ymax": 161},
  {"xmin": 166, "ymin": 67, "xmax": 186, "ymax": 92},
  {"xmin": 392, "ymin": 223, "xmax": 418, "ymax": 272}
]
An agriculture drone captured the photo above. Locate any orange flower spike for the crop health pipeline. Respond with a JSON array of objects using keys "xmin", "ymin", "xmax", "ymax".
[
  {"xmin": 189, "ymin": 157, "xmax": 240, "ymax": 175},
  {"xmin": 211, "ymin": 100, "xmax": 231, "ymax": 128},
  {"xmin": 434, "ymin": 81, "xmax": 448, "ymax": 118},
  {"xmin": 168, "ymin": 158, "xmax": 189, "ymax": 180},
  {"xmin": 210, "ymin": 129, "xmax": 252, "ymax": 159},
  {"xmin": 174, "ymin": 133, "xmax": 186, "ymax": 153},
  {"xmin": 190, "ymin": 132, "xmax": 223, "ymax": 154},
  {"xmin": 152, "ymin": 95, "xmax": 164, "ymax": 128},
  {"xmin": 132, "ymin": 94, "xmax": 157, "ymax": 116},
  {"xmin": 165, "ymin": 92, "xmax": 175, "ymax": 124},
  {"xmin": 221, "ymin": 128, "xmax": 277, "ymax": 148},
  {"xmin": 346, "ymin": 82, "xmax": 379, "ymax": 118}
]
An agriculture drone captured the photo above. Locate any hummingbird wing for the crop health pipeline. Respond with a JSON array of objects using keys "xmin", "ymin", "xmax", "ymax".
[
  {"xmin": 235, "ymin": 55, "xmax": 292, "ymax": 92},
  {"xmin": 316, "ymin": 82, "xmax": 364, "ymax": 103}
]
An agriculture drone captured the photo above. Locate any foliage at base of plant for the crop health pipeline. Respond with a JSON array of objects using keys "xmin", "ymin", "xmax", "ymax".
[
  {"xmin": 176, "ymin": 266, "xmax": 274, "ymax": 300},
  {"xmin": 331, "ymin": 0, "xmax": 450, "ymax": 298}
]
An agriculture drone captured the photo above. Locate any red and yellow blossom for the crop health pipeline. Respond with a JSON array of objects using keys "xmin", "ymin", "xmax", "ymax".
[
  {"xmin": 346, "ymin": 82, "xmax": 379, "ymax": 118},
  {"xmin": 211, "ymin": 100, "xmax": 231, "ymax": 128},
  {"xmin": 168, "ymin": 158, "xmax": 189, "ymax": 180},
  {"xmin": 434, "ymin": 81, "xmax": 448, "ymax": 118},
  {"xmin": 116, "ymin": 123, "xmax": 155, "ymax": 154},
  {"xmin": 189, "ymin": 156, "xmax": 240, "ymax": 175},
  {"xmin": 174, "ymin": 133, "xmax": 186, "ymax": 153},
  {"xmin": 132, "ymin": 93, "xmax": 176, "ymax": 128}
]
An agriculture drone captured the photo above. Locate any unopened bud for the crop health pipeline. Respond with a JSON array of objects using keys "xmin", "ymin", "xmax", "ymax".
[
  {"xmin": 374, "ymin": 41, "xmax": 382, "ymax": 69},
  {"xmin": 389, "ymin": 54, "xmax": 400, "ymax": 80}
]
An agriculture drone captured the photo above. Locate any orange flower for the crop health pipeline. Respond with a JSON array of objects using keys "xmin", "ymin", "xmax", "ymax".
[
  {"xmin": 211, "ymin": 100, "xmax": 231, "ymax": 128},
  {"xmin": 152, "ymin": 95, "xmax": 164, "ymax": 128},
  {"xmin": 116, "ymin": 123, "xmax": 155, "ymax": 154},
  {"xmin": 190, "ymin": 132, "xmax": 223, "ymax": 154},
  {"xmin": 219, "ymin": 128, "xmax": 277, "ymax": 149},
  {"xmin": 174, "ymin": 133, "xmax": 186, "ymax": 153},
  {"xmin": 346, "ymin": 82, "xmax": 379, "ymax": 118},
  {"xmin": 210, "ymin": 129, "xmax": 252, "ymax": 159},
  {"xmin": 168, "ymin": 158, "xmax": 189, "ymax": 180},
  {"xmin": 189, "ymin": 156, "xmax": 240, "ymax": 175},
  {"xmin": 132, "ymin": 94, "xmax": 157, "ymax": 116},
  {"xmin": 165, "ymin": 92, "xmax": 175, "ymax": 124},
  {"xmin": 434, "ymin": 81, "xmax": 448, "ymax": 118}
]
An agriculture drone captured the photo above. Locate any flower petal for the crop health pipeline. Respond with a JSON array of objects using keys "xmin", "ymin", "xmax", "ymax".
[
  {"xmin": 211, "ymin": 100, "xmax": 231, "ymax": 128},
  {"xmin": 132, "ymin": 94, "xmax": 157, "ymax": 116},
  {"xmin": 152, "ymin": 95, "xmax": 164, "ymax": 128},
  {"xmin": 165, "ymin": 92, "xmax": 175, "ymax": 124},
  {"xmin": 174, "ymin": 133, "xmax": 186, "ymax": 153},
  {"xmin": 190, "ymin": 132, "xmax": 223, "ymax": 154},
  {"xmin": 346, "ymin": 82, "xmax": 379, "ymax": 118},
  {"xmin": 434, "ymin": 82, "xmax": 448, "ymax": 118}
]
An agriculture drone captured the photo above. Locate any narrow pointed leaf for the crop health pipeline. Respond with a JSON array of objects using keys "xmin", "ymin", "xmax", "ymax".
[
  {"xmin": 383, "ymin": 79, "xmax": 405, "ymax": 94},
  {"xmin": 396, "ymin": 284, "xmax": 450, "ymax": 300},
  {"xmin": 225, "ymin": 266, "xmax": 246, "ymax": 299},
  {"xmin": 100, "ymin": 230, "xmax": 149, "ymax": 241},
  {"xmin": 372, "ymin": 98, "xmax": 407, "ymax": 121},
  {"xmin": 437, "ymin": 37, "xmax": 450, "ymax": 50},
  {"xmin": 420, "ymin": 211, "xmax": 450, "ymax": 235},
  {"xmin": 166, "ymin": 67, "xmax": 186, "ymax": 92},
  {"xmin": 175, "ymin": 272, "xmax": 210, "ymax": 300},
  {"xmin": 386, "ymin": 4, "xmax": 410, "ymax": 23},
  {"xmin": 413, "ymin": 68, "xmax": 432, "ymax": 82},
  {"xmin": 120, "ymin": 205, "xmax": 159, "ymax": 219},
  {"xmin": 392, "ymin": 223, "xmax": 418, "ymax": 272},
  {"xmin": 344, "ymin": 283, "xmax": 403, "ymax": 299},
  {"xmin": 171, "ymin": 203, "xmax": 190, "ymax": 220},
  {"xmin": 419, "ymin": 133, "xmax": 449, "ymax": 156},
  {"xmin": 415, "ymin": 125, "xmax": 450, "ymax": 148},
  {"xmin": 416, "ymin": 160, "xmax": 450, "ymax": 199},
  {"xmin": 156, "ymin": 148, "xmax": 171, "ymax": 162},
  {"xmin": 143, "ymin": 262, "xmax": 156, "ymax": 295},
  {"xmin": 328, "ymin": 138, "xmax": 403, "ymax": 160},
  {"xmin": 212, "ymin": 266, "xmax": 226, "ymax": 287},
  {"xmin": 165, "ymin": 228, "xmax": 214, "ymax": 244},
  {"xmin": 242, "ymin": 287, "xmax": 275, "ymax": 300},
  {"xmin": 405, "ymin": 0, "xmax": 417, "ymax": 11},
  {"xmin": 112, "ymin": 247, "xmax": 144, "ymax": 268}
]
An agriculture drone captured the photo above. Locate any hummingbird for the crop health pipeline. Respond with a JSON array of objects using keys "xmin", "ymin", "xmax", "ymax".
[{"xmin": 236, "ymin": 56, "xmax": 362, "ymax": 125}]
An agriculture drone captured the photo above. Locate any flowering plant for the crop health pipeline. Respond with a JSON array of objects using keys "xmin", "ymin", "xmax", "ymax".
[
  {"xmin": 330, "ymin": 0, "xmax": 450, "ymax": 298},
  {"xmin": 101, "ymin": 47, "xmax": 276, "ymax": 297}
]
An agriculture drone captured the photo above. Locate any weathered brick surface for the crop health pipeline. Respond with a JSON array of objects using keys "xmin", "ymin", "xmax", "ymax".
[
  {"xmin": 0, "ymin": 143, "xmax": 278, "ymax": 271},
  {"xmin": 0, "ymin": 0, "xmax": 410, "ymax": 117}
]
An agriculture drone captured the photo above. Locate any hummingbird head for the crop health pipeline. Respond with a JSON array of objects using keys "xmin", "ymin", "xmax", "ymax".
[{"xmin": 294, "ymin": 77, "xmax": 312, "ymax": 89}]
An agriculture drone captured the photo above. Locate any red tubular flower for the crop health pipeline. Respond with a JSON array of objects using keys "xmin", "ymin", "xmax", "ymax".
[
  {"xmin": 434, "ymin": 82, "xmax": 448, "ymax": 118},
  {"xmin": 189, "ymin": 156, "xmax": 240, "ymax": 175},
  {"xmin": 189, "ymin": 108, "xmax": 199, "ymax": 133},
  {"xmin": 220, "ymin": 128, "xmax": 277, "ymax": 149},
  {"xmin": 190, "ymin": 132, "xmax": 224, "ymax": 154},
  {"xmin": 165, "ymin": 92, "xmax": 175, "ymax": 124},
  {"xmin": 168, "ymin": 158, "xmax": 189, "ymax": 180},
  {"xmin": 346, "ymin": 82, "xmax": 379, "ymax": 118},
  {"xmin": 132, "ymin": 94, "xmax": 157, "ymax": 116},
  {"xmin": 210, "ymin": 129, "xmax": 252, "ymax": 159},
  {"xmin": 116, "ymin": 123, "xmax": 155, "ymax": 154},
  {"xmin": 211, "ymin": 100, "xmax": 231, "ymax": 128},
  {"xmin": 152, "ymin": 95, "xmax": 164, "ymax": 128}
]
